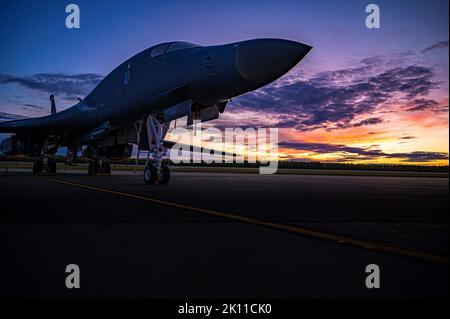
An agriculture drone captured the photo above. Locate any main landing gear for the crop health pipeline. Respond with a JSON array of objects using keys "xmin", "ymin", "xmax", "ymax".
[
  {"xmin": 87, "ymin": 158, "xmax": 111, "ymax": 175},
  {"xmin": 32, "ymin": 157, "xmax": 57, "ymax": 174},
  {"xmin": 32, "ymin": 137, "xmax": 58, "ymax": 174},
  {"xmin": 136, "ymin": 115, "xmax": 171, "ymax": 185}
]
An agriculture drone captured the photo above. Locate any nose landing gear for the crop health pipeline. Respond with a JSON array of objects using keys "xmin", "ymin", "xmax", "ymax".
[
  {"xmin": 137, "ymin": 114, "xmax": 171, "ymax": 185},
  {"xmin": 144, "ymin": 163, "xmax": 170, "ymax": 185}
]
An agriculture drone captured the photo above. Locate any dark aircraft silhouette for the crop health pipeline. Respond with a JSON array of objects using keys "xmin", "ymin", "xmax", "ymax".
[{"xmin": 0, "ymin": 39, "xmax": 311, "ymax": 184}]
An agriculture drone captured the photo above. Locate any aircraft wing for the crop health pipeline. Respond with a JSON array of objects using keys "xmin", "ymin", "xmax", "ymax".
[
  {"xmin": 0, "ymin": 117, "xmax": 49, "ymax": 133},
  {"xmin": 0, "ymin": 102, "xmax": 99, "ymax": 134}
]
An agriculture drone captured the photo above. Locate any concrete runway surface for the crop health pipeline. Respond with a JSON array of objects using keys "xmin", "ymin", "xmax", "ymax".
[{"xmin": 0, "ymin": 169, "xmax": 448, "ymax": 298}]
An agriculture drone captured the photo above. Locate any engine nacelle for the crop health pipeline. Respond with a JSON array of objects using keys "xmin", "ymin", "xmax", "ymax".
[
  {"xmin": 0, "ymin": 137, "xmax": 12, "ymax": 154},
  {"xmin": 97, "ymin": 144, "xmax": 133, "ymax": 158},
  {"xmin": 0, "ymin": 135, "xmax": 42, "ymax": 156},
  {"xmin": 187, "ymin": 101, "xmax": 227, "ymax": 125},
  {"xmin": 79, "ymin": 121, "xmax": 111, "ymax": 143}
]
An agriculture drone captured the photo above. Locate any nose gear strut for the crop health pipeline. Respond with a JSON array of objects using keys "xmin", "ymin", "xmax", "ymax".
[{"xmin": 136, "ymin": 114, "xmax": 171, "ymax": 185}]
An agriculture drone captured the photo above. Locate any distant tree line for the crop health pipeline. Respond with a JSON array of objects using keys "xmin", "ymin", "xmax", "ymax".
[{"xmin": 1, "ymin": 154, "xmax": 448, "ymax": 173}]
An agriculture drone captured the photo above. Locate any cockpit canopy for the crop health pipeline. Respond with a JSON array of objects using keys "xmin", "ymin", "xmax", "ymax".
[{"xmin": 150, "ymin": 41, "xmax": 201, "ymax": 58}]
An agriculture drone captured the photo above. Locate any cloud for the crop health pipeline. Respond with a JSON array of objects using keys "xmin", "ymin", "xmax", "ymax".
[
  {"xmin": 280, "ymin": 142, "xmax": 384, "ymax": 156},
  {"xmin": 333, "ymin": 117, "xmax": 384, "ymax": 130},
  {"xmin": 422, "ymin": 40, "xmax": 449, "ymax": 53},
  {"xmin": 0, "ymin": 112, "xmax": 28, "ymax": 122},
  {"xmin": 6, "ymin": 99, "xmax": 45, "ymax": 111},
  {"xmin": 0, "ymin": 73, "xmax": 103, "ymax": 101},
  {"xmin": 396, "ymin": 151, "xmax": 449, "ymax": 162},
  {"xmin": 279, "ymin": 141, "xmax": 449, "ymax": 163},
  {"xmin": 406, "ymin": 98, "xmax": 448, "ymax": 113},
  {"xmin": 233, "ymin": 56, "xmax": 440, "ymax": 131}
]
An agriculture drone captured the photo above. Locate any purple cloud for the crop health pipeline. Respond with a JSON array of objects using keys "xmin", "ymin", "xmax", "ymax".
[
  {"xmin": 0, "ymin": 112, "xmax": 28, "ymax": 122},
  {"xmin": 279, "ymin": 142, "xmax": 449, "ymax": 163},
  {"xmin": 232, "ymin": 56, "xmax": 440, "ymax": 131},
  {"xmin": 407, "ymin": 98, "xmax": 448, "ymax": 113},
  {"xmin": 0, "ymin": 73, "xmax": 103, "ymax": 101},
  {"xmin": 422, "ymin": 40, "xmax": 449, "ymax": 53}
]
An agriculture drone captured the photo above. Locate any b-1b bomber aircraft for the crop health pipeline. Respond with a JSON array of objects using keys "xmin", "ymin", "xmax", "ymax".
[{"xmin": 0, "ymin": 39, "xmax": 311, "ymax": 184}]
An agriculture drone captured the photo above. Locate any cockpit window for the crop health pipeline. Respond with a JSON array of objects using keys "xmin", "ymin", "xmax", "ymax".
[
  {"xmin": 150, "ymin": 41, "xmax": 200, "ymax": 58},
  {"xmin": 165, "ymin": 42, "xmax": 200, "ymax": 53},
  {"xmin": 150, "ymin": 43, "xmax": 171, "ymax": 58}
]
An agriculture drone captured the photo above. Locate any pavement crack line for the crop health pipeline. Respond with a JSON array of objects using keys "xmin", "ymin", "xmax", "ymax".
[{"xmin": 32, "ymin": 174, "xmax": 448, "ymax": 265}]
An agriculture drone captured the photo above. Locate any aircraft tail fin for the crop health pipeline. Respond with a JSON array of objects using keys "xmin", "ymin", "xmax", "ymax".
[{"xmin": 50, "ymin": 95, "xmax": 56, "ymax": 115}]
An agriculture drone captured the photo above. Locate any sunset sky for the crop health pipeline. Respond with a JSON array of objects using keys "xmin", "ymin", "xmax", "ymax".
[{"xmin": 0, "ymin": 0, "xmax": 448, "ymax": 165}]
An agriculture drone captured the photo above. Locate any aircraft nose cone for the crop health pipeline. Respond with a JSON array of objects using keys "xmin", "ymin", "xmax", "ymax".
[{"xmin": 235, "ymin": 39, "xmax": 312, "ymax": 85}]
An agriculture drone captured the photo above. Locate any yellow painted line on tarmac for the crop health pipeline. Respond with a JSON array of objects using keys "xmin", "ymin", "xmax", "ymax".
[{"xmin": 33, "ymin": 174, "xmax": 449, "ymax": 265}]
